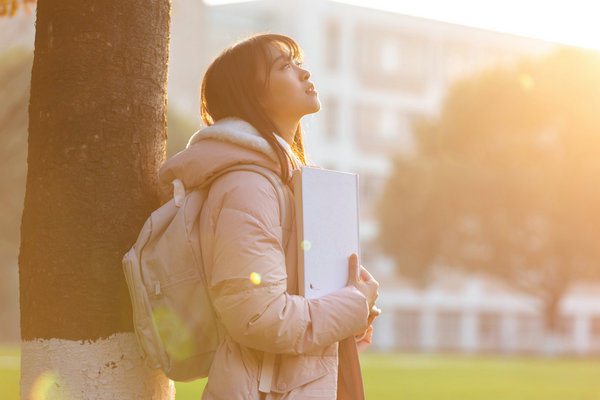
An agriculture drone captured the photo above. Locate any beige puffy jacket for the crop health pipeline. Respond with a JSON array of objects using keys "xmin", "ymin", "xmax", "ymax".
[{"xmin": 159, "ymin": 118, "xmax": 370, "ymax": 399}]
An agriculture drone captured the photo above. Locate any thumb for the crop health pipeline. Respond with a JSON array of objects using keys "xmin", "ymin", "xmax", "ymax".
[
  {"xmin": 347, "ymin": 253, "xmax": 359, "ymax": 286},
  {"xmin": 360, "ymin": 266, "xmax": 375, "ymax": 283}
]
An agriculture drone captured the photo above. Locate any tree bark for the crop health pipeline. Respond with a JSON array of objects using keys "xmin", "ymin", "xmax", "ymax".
[{"xmin": 19, "ymin": 0, "xmax": 173, "ymax": 397}]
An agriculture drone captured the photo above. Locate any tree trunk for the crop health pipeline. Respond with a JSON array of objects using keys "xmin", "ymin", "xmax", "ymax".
[
  {"xmin": 19, "ymin": 0, "xmax": 173, "ymax": 398},
  {"xmin": 540, "ymin": 289, "xmax": 564, "ymax": 357}
]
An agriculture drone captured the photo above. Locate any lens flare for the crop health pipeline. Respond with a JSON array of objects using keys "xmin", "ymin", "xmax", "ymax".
[
  {"xmin": 301, "ymin": 240, "xmax": 312, "ymax": 251},
  {"xmin": 30, "ymin": 370, "xmax": 60, "ymax": 400},
  {"xmin": 250, "ymin": 272, "xmax": 262, "ymax": 285},
  {"xmin": 153, "ymin": 307, "xmax": 193, "ymax": 361},
  {"xmin": 519, "ymin": 74, "xmax": 535, "ymax": 92}
]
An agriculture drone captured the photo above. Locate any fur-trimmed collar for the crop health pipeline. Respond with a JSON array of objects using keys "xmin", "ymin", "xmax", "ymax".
[
  {"xmin": 187, "ymin": 117, "xmax": 279, "ymax": 162},
  {"xmin": 158, "ymin": 117, "xmax": 302, "ymax": 195}
]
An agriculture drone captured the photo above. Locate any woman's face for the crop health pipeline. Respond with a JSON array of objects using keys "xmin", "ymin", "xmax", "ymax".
[{"xmin": 258, "ymin": 43, "xmax": 321, "ymax": 125}]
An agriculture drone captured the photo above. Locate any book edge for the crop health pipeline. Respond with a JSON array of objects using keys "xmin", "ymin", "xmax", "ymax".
[{"xmin": 292, "ymin": 167, "xmax": 306, "ymax": 297}]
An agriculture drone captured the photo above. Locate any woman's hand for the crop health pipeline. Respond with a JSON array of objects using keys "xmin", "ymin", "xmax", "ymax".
[
  {"xmin": 356, "ymin": 325, "xmax": 373, "ymax": 354},
  {"xmin": 355, "ymin": 305, "xmax": 382, "ymax": 353},
  {"xmin": 347, "ymin": 254, "xmax": 380, "ymax": 353},
  {"xmin": 347, "ymin": 254, "xmax": 379, "ymax": 310}
]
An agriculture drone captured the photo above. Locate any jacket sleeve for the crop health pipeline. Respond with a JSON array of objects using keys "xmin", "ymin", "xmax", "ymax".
[{"xmin": 204, "ymin": 171, "xmax": 370, "ymax": 355}]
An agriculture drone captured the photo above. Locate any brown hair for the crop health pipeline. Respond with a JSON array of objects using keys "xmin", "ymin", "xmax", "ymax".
[{"xmin": 200, "ymin": 33, "xmax": 308, "ymax": 180}]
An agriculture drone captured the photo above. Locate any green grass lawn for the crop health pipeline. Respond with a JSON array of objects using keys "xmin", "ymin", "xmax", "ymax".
[
  {"xmin": 0, "ymin": 346, "xmax": 20, "ymax": 400},
  {"xmin": 361, "ymin": 353, "xmax": 600, "ymax": 400},
  {"xmin": 3, "ymin": 347, "xmax": 600, "ymax": 399}
]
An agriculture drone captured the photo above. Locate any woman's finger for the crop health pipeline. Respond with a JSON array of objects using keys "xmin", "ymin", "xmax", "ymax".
[
  {"xmin": 346, "ymin": 254, "xmax": 360, "ymax": 285},
  {"xmin": 359, "ymin": 265, "xmax": 375, "ymax": 282},
  {"xmin": 370, "ymin": 305, "xmax": 382, "ymax": 317},
  {"xmin": 356, "ymin": 326, "xmax": 374, "ymax": 354}
]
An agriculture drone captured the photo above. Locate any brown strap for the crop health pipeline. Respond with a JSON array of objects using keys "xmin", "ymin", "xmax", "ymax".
[{"xmin": 337, "ymin": 337, "xmax": 365, "ymax": 400}]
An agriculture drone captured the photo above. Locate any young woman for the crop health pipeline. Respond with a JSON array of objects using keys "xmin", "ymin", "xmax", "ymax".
[{"xmin": 159, "ymin": 33, "xmax": 379, "ymax": 400}]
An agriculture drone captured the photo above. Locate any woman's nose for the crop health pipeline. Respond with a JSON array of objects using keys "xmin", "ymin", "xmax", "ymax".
[{"xmin": 301, "ymin": 68, "xmax": 310, "ymax": 80}]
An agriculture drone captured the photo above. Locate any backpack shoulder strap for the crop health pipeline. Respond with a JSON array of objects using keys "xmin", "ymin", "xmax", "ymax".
[{"xmin": 204, "ymin": 164, "xmax": 290, "ymax": 232}]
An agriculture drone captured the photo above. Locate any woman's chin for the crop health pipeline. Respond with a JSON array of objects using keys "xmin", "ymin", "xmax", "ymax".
[
  {"xmin": 296, "ymin": 98, "xmax": 321, "ymax": 118},
  {"xmin": 308, "ymin": 99, "xmax": 321, "ymax": 114}
]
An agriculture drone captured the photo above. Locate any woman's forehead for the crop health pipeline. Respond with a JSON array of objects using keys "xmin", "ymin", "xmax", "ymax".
[{"xmin": 266, "ymin": 42, "xmax": 294, "ymax": 62}]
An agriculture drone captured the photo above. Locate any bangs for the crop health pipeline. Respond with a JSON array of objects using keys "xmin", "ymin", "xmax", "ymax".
[
  {"xmin": 267, "ymin": 35, "xmax": 303, "ymax": 62},
  {"xmin": 251, "ymin": 34, "xmax": 304, "ymax": 88}
]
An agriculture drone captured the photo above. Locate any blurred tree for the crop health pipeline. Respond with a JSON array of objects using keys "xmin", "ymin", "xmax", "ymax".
[
  {"xmin": 378, "ymin": 48, "xmax": 600, "ymax": 336},
  {"xmin": 0, "ymin": 0, "xmax": 35, "ymax": 17},
  {"xmin": 18, "ymin": 0, "xmax": 174, "ymax": 398}
]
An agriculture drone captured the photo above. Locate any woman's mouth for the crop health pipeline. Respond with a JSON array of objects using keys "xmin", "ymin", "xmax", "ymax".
[{"xmin": 305, "ymin": 83, "xmax": 318, "ymax": 95}]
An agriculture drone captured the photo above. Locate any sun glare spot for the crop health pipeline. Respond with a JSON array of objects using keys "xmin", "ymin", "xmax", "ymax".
[
  {"xmin": 30, "ymin": 370, "xmax": 60, "ymax": 400},
  {"xmin": 250, "ymin": 272, "xmax": 262, "ymax": 285},
  {"xmin": 519, "ymin": 74, "xmax": 535, "ymax": 92},
  {"xmin": 301, "ymin": 240, "xmax": 312, "ymax": 251},
  {"xmin": 153, "ymin": 307, "xmax": 193, "ymax": 361}
]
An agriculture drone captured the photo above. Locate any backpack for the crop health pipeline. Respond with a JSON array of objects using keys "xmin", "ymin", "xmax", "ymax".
[{"xmin": 122, "ymin": 164, "xmax": 288, "ymax": 382}]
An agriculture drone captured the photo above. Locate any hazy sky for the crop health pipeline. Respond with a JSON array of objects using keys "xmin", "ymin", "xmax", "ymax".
[{"xmin": 205, "ymin": 0, "xmax": 600, "ymax": 51}]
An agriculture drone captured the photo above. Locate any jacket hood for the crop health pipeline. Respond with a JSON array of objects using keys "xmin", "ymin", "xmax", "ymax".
[{"xmin": 158, "ymin": 118, "xmax": 287, "ymax": 198}]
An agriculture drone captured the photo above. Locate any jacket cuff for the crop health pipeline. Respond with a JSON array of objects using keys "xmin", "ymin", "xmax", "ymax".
[{"xmin": 306, "ymin": 286, "xmax": 370, "ymax": 346}]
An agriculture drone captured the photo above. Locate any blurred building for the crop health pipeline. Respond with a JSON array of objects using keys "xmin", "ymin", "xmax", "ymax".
[
  {"xmin": 375, "ymin": 270, "xmax": 600, "ymax": 355},
  {"xmin": 169, "ymin": 0, "xmax": 558, "ymax": 266},
  {"xmin": 0, "ymin": 8, "xmax": 35, "ymax": 55},
  {"xmin": 170, "ymin": 0, "xmax": 600, "ymax": 356}
]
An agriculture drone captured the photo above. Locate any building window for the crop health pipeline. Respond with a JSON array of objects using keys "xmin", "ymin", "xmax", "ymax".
[
  {"xmin": 516, "ymin": 314, "xmax": 544, "ymax": 351},
  {"xmin": 354, "ymin": 103, "xmax": 377, "ymax": 148},
  {"xmin": 380, "ymin": 38, "xmax": 401, "ymax": 74},
  {"xmin": 355, "ymin": 104, "xmax": 415, "ymax": 155},
  {"xmin": 437, "ymin": 311, "xmax": 462, "ymax": 350},
  {"xmin": 325, "ymin": 20, "xmax": 340, "ymax": 71},
  {"xmin": 590, "ymin": 316, "xmax": 600, "ymax": 339},
  {"xmin": 358, "ymin": 172, "xmax": 384, "ymax": 220},
  {"xmin": 441, "ymin": 41, "xmax": 475, "ymax": 82},
  {"xmin": 479, "ymin": 312, "xmax": 502, "ymax": 350},
  {"xmin": 356, "ymin": 26, "xmax": 429, "ymax": 94},
  {"xmin": 322, "ymin": 97, "xmax": 339, "ymax": 140},
  {"xmin": 558, "ymin": 315, "xmax": 574, "ymax": 340},
  {"xmin": 394, "ymin": 310, "xmax": 421, "ymax": 349},
  {"xmin": 379, "ymin": 109, "xmax": 398, "ymax": 140}
]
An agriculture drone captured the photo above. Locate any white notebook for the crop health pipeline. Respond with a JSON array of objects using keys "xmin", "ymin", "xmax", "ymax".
[{"xmin": 292, "ymin": 166, "xmax": 360, "ymax": 299}]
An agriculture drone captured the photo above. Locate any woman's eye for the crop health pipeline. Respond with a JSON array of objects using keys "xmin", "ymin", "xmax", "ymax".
[{"xmin": 281, "ymin": 60, "xmax": 303, "ymax": 70}]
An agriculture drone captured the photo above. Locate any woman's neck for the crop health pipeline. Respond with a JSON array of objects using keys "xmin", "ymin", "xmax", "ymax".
[{"xmin": 273, "ymin": 119, "xmax": 299, "ymax": 145}]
